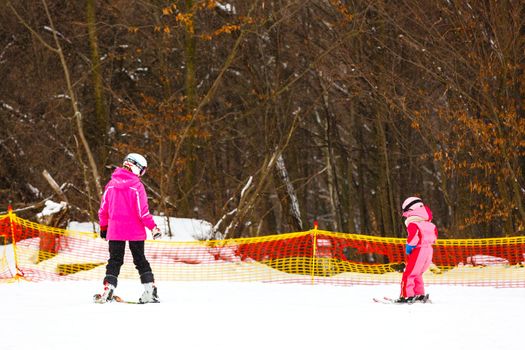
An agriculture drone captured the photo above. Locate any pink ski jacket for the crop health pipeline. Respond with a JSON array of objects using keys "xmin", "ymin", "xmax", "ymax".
[
  {"xmin": 403, "ymin": 205, "xmax": 438, "ymax": 248},
  {"xmin": 98, "ymin": 167, "xmax": 157, "ymax": 241}
]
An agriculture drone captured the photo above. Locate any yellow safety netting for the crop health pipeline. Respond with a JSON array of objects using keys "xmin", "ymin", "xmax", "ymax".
[{"xmin": 1, "ymin": 212, "xmax": 524, "ymax": 287}]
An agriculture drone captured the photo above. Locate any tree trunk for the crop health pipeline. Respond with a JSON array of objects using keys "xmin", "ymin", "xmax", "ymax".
[
  {"xmin": 274, "ymin": 154, "xmax": 303, "ymax": 232},
  {"xmin": 179, "ymin": 0, "xmax": 197, "ymax": 217},
  {"xmin": 86, "ymin": 0, "xmax": 108, "ymax": 163},
  {"xmin": 375, "ymin": 113, "xmax": 395, "ymax": 236}
]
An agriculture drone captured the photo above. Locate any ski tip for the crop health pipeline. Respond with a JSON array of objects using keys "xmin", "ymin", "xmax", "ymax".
[
  {"xmin": 373, "ymin": 297, "xmax": 394, "ymax": 304},
  {"xmin": 93, "ymin": 293, "xmax": 106, "ymax": 304}
]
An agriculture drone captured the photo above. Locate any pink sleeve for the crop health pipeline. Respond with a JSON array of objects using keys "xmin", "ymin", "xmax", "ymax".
[
  {"xmin": 98, "ymin": 187, "xmax": 110, "ymax": 228},
  {"xmin": 425, "ymin": 205, "xmax": 433, "ymax": 221},
  {"xmin": 406, "ymin": 223, "xmax": 420, "ymax": 246},
  {"xmin": 137, "ymin": 183, "xmax": 156, "ymax": 230}
]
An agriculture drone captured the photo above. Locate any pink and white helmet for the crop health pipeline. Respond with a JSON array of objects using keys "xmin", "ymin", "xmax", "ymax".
[
  {"xmin": 123, "ymin": 153, "xmax": 148, "ymax": 176},
  {"xmin": 402, "ymin": 196, "xmax": 424, "ymax": 212}
]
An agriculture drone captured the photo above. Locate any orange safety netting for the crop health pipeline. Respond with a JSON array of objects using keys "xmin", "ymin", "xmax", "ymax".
[{"xmin": 1, "ymin": 212, "xmax": 524, "ymax": 287}]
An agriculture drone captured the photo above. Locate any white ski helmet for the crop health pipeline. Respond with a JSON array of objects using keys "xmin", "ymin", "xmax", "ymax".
[
  {"xmin": 402, "ymin": 196, "xmax": 423, "ymax": 212},
  {"xmin": 123, "ymin": 153, "xmax": 148, "ymax": 176}
]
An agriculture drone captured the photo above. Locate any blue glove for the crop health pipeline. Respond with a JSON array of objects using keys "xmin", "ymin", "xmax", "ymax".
[{"xmin": 405, "ymin": 244, "xmax": 416, "ymax": 255}]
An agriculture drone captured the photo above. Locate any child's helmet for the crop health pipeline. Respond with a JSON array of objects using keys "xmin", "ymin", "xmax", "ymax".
[
  {"xmin": 402, "ymin": 196, "xmax": 423, "ymax": 212},
  {"xmin": 123, "ymin": 153, "xmax": 147, "ymax": 176}
]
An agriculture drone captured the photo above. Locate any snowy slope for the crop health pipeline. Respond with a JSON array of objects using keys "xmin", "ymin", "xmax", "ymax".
[{"xmin": 0, "ymin": 281, "xmax": 523, "ymax": 350}]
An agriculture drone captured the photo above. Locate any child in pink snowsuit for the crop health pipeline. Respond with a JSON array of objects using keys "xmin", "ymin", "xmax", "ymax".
[
  {"xmin": 398, "ymin": 197, "xmax": 438, "ymax": 303},
  {"xmin": 96, "ymin": 153, "xmax": 161, "ymax": 304}
]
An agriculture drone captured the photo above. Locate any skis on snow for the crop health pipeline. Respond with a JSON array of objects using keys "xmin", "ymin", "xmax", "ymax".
[
  {"xmin": 373, "ymin": 295, "xmax": 432, "ymax": 304},
  {"xmin": 93, "ymin": 293, "xmax": 141, "ymax": 304}
]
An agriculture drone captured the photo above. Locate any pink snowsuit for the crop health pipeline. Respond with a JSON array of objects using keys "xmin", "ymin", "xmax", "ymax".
[
  {"xmin": 98, "ymin": 167, "xmax": 157, "ymax": 241},
  {"xmin": 400, "ymin": 205, "xmax": 438, "ymax": 298}
]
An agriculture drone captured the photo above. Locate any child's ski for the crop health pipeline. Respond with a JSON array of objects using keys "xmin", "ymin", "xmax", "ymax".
[
  {"xmin": 373, "ymin": 296, "xmax": 396, "ymax": 304},
  {"xmin": 373, "ymin": 295, "xmax": 432, "ymax": 304}
]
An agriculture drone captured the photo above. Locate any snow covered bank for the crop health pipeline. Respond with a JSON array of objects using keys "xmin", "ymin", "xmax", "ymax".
[{"xmin": 68, "ymin": 215, "xmax": 215, "ymax": 241}]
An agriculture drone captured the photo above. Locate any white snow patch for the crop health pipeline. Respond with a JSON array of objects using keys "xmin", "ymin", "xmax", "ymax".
[
  {"xmin": 216, "ymin": 2, "xmax": 236, "ymax": 14},
  {"xmin": 36, "ymin": 200, "xmax": 67, "ymax": 220}
]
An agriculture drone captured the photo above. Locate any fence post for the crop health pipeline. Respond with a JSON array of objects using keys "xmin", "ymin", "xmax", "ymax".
[
  {"xmin": 311, "ymin": 220, "xmax": 319, "ymax": 285},
  {"xmin": 7, "ymin": 205, "xmax": 23, "ymax": 280}
]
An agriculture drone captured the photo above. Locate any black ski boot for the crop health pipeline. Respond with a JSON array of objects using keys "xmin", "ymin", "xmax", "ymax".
[
  {"xmin": 414, "ymin": 294, "xmax": 430, "ymax": 303},
  {"xmin": 394, "ymin": 296, "xmax": 416, "ymax": 304}
]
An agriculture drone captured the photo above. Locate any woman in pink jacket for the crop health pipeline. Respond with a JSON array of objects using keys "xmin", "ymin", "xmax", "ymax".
[
  {"xmin": 396, "ymin": 196, "xmax": 438, "ymax": 303},
  {"xmin": 96, "ymin": 153, "xmax": 162, "ymax": 304}
]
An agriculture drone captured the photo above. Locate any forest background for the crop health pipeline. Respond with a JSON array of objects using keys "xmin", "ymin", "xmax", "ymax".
[{"xmin": 0, "ymin": 0, "xmax": 524, "ymax": 239}]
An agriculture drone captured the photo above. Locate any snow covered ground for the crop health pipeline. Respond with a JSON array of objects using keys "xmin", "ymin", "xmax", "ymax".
[
  {"xmin": 0, "ymin": 280, "xmax": 523, "ymax": 350},
  {"xmin": 68, "ymin": 214, "xmax": 215, "ymax": 241}
]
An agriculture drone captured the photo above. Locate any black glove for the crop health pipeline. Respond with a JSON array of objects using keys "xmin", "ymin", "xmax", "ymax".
[
  {"xmin": 100, "ymin": 230, "xmax": 107, "ymax": 240},
  {"xmin": 152, "ymin": 226, "xmax": 162, "ymax": 240}
]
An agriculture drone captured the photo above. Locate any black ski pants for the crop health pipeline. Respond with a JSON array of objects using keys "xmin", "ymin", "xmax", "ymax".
[{"xmin": 104, "ymin": 240, "xmax": 154, "ymax": 287}]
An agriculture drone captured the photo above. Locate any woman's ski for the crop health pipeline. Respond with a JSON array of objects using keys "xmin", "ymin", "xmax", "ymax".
[{"xmin": 93, "ymin": 294, "xmax": 140, "ymax": 304}]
